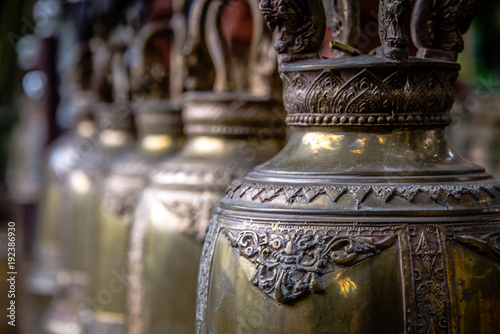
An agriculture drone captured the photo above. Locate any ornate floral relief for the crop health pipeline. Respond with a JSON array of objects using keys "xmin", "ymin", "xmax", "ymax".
[
  {"xmin": 102, "ymin": 176, "xmax": 144, "ymax": 216},
  {"xmin": 304, "ymin": 70, "xmax": 343, "ymax": 114},
  {"xmin": 416, "ymin": 232, "xmax": 439, "ymax": 276},
  {"xmin": 332, "ymin": 69, "xmax": 393, "ymax": 115},
  {"xmin": 416, "ymin": 281, "xmax": 446, "ymax": 316},
  {"xmin": 382, "ymin": 69, "xmax": 409, "ymax": 111},
  {"xmin": 281, "ymin": 73, "xmax": 311, "ymax": 114},
  {"xmin": 183, "ymin": 98, "xmax": 285, "ymax": 137},
  {"xmin": 225, "ymin": 180, "xmax": 500, "ymax": 208},
  {"xmin": 282, "ymin": 67, "xmax": 458, "ymax": 127},
  {"xmin": 409, "ymin": 225, "xmax": 450, "ymax": 334},
  {"xmin": 223, "ymin": 226, "xmax": 397, "ymax": 303},
  {"xmin": 109, "ymin": 158, "xmax": 152, "ymax": 177},
  {"xmin": 158, "ymin": 192, "xmax": 221, "ymax": 242},
  {"xmin": 405, "ymin": 71, "xmax": 450, "ymax": 116}
]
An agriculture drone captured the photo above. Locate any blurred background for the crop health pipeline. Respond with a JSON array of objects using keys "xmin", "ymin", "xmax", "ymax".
[{"xmin": 0, "ymin": 0, "xmax": 499, "ymax": 333}]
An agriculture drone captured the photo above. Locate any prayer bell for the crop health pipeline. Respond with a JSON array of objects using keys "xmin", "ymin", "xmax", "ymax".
[{"xmin": 196, "ymin": 1, "xmax": 500, "ymax": 333}]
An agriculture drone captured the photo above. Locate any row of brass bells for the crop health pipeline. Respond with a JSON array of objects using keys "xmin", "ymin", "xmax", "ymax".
[
  {"xmin": 87, "ymin": 12, "xmax": 187, "ymax": 333},
  {"xmin": 6, "ymin": 0, "xmax": 63, "ymax": 211},
  {"xmin": 43, "ymin": 23, "xmax": 138, "ymax": 333},
  {"xmin": 26, "ymin": 92, "xmax": 95, "ymax": 334},
  {"xmin": 27, "ymin": 9, "xmax": 98, "ymax": 329},
  {"xmin": 9, "ymin": 2, "xmax": 64, "ymax": 330},
  {"xmin": 197, "ymin": 0, "xmax": 500, "ymax": 333},
  {"xmin": 27, "ymin": 0, "xmax": 96, "ymax": 306},
  {"xmin": 125, "ymin": 0, "xmax": 285, "ymax": 333},
  {"xmin": 45, "ymin": 109, "xmax": 136, "ymax": 333}
]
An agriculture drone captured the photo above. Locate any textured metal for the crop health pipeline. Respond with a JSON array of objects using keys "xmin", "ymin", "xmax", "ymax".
[
  {"xmin": 88, "ymin": 15, "xmax": 187, "ymax": 334},
  {"xmin": 126, "ymin": 1, "xmax": 285, "ymax": 333},
  {"xmin": 196, "ymin": 1, "xmax": 500, "ymax": 333}
]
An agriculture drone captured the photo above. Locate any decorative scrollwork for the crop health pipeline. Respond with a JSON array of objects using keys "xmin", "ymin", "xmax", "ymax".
[
  {"xmin": 224, "ymin": 227, "xmax": 397, "ymax": 302},
  {"xmin": 158, "ymin": 193, "xmax": 221, "ymax": 242},
  {"xmin": 332, "ymin": 69, "xmax": 393, "ymax": 114},
  {"xmin": 225, "ymin": 180, "xmax": 500, "ymax": 208},
  {"xmin": 102, "ymin": 176, "xmax": 144, "ymax": 216},
  {"xmin": 281, "ymin": 65, "xmax": 458, "ymax": 127},
  {"xmin": 409, "ymin": 225, "xmax": 450, "ymax": 333}
]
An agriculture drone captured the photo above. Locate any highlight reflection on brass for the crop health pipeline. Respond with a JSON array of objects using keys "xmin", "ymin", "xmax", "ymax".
[
  {"xmin": 302, "ymin": 132, "xmax": 343, "ymax": 153},
  {"xmin": 68, "ymin": 170, "xmax": 91, "ymax": 194},
  {"xmin": 337, "ymin": 277, "xmax": 357, "ymax": 297},
  {"xmin": 100, "ymin": 129, "xmax": 129, "ymax": 146},
  {"xmin": 142, "ymin": 134, "xmax": 173, "ymax": 151}
]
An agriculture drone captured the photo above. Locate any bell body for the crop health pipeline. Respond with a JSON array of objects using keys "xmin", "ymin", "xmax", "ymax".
[
  {"xmin": 197, "ymin": 59, "xmax": 500, "ymax": 334},
  {"xmin": 90, "ymin": 101, "xmax": 184, "ymax": 333},
  {"xmin": 127, "ymin": 95, "xmax": 284, "ymax": 334},
  {"xmin": 29, "ymin": 118, "xmax": 96, "ymax": 297},
  {"xmin": 44, "ymin": 106, "xmax": 135, "ymax": 334}
]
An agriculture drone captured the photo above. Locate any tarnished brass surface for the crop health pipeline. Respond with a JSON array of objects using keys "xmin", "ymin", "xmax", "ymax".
[
  {"xmin": 126, "ymin": 0, "xmax": 285, "ymax": 332},
  {"xmin": 90, "ymin": 102, "xmax": 184, "ymax": 332},
  {"xmin": 89, "ymin": 112, "xmax": 183, "ymax": 333},
  {"xmin": 197, "ymin": 1, "xmax": 500, "ymax": 333},
  {"xmin": 127, "ymin": 105, "xmax": 284, "ymax": 334}
]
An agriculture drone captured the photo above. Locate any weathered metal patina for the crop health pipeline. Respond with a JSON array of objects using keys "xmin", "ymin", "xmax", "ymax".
[
  {"xmin": 197, "ymin": 1, "xmax": 500, "ymax": 333},
  {"xmin": 126, "ymin": 1, "xmax": 285, "ymax": 333}
]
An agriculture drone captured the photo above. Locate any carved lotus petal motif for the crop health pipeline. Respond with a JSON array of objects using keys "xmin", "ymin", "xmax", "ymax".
[
  {"xmin": 406, "ymin": 71, "xmax": 448, "ymax": 113},
  {"xmin": 332, "ymin": 70, "xmax": 393, "ymax": 115},
  {"xmin": 305, "ymin": 70, "xmax": 343, "ymax": 114},
  {"xmin": 224, "ymin": 228, "xmax": 397, "ymax": 302}
]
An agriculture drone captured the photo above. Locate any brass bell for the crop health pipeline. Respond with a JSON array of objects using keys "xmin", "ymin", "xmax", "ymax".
[
  {"xmin": 126, "ymin": 0, "xmax": 285, "ymax": 333},
  {"xmin": 87, "ymin": 15, "xmax": 187, "ymax": 333},
  {"xmin": 44, "ymin": 26, "xmax": 137, "ymax": 333},
  {"xmin": 29, "ymin": 89, "xmax": 96, "ymax": 302},
  {"xmin": 197, "ymin": 1, "xmax": 500, "ymax": 333}
]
